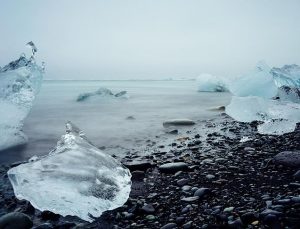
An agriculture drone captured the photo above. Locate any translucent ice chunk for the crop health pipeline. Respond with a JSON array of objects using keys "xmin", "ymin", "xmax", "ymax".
[
  {"xmin": 257, "ymin": 119, "xmax": 298, "ymax": 135},
  {"xmin": 197, "ymin": 73, "xmax": 229, "ymax": 92},
  {"xmin": 225, "ymin": 61, "xmax": 300, "ymax": 135},
  {"xmin": 226, "ymin": 96, "xmax": 300, "ymax": 135},
  {"xmin": 225, "ymin": 96, "xmax": 269, "ymax": 122},
  {"xmin": 277, "ymin": 86, "xmax": 300, "ymax": 103},
  {"xmin": 77, "ymin": 87, "xmax": 128, "ymax": 102},
  {"xmin": 229, "ymin": 61, "xmax": 278, "ymax": 98},
  {"xmin": 7, "ymin": 122, "xmax": 132, "ymax": 222},
  {"xmin": 0, "ymin": 52, "xmax": 43, "ymax": 151},
  {"xmin": 271, "ymin": 64, "xmax": 300, "ymax": 88}
]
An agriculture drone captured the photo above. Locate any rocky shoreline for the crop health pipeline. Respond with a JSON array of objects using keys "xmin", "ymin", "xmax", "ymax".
[{"xmin": 1, "ymin": 114, "xmax": 300, "ymax": 229}]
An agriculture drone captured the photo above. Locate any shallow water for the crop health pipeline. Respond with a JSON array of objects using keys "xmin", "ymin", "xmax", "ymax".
[{"xmin": 0, "ymin": 80, "xmax": 231, "ymax": 164}]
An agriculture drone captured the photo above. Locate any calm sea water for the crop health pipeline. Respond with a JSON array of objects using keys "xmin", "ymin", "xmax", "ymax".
[{"xmin": 1, "ymin": 80, "xmax": 231, "ymax": 164}]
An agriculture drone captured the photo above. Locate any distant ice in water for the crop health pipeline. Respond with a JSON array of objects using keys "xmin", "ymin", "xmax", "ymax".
[
  {"xmin": 77, "ymin": 87, "xmax": 128, "ymax": 102},
  {"xmin": 197, "ymin": 73, "xmax": 229, "ymax": 92},
  {"xmin": 8, "ymin": 122, "xmax": 132, "ymax": 222},
  {"xmin": 0, "ymin": 43, "xmax": 43, "ymax": 151}
]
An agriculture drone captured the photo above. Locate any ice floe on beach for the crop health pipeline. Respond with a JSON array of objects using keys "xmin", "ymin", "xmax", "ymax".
[
  {"xmin": 76, "ymin": 87, "xmax": 128, "ymax": 102},
  {"xmin": 225, "ymin": 62, "xmax": 300, "ymax": 135},
  {"xmin": 228, "ymin": 61, "xmax": 278, "ymax": 98},
  {"xmin": 7, "ymin": 122, "xmax": 132, "ymax": 222},
  {"xmin": 271, "ymin": 64, "xmax": 300, "ymax": 88},
  {"xmin": 0, "ymin": 43, "xmax": 43, "ymax": 151}
]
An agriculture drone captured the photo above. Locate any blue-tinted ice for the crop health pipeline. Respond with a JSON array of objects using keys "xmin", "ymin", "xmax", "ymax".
[
  {"xmin": 0, "ymin": 48, "xmax": 43, "ymax": 151},
  {"xmin": 225, "ymin": 62, "xmax": 300, "ymax": 135},
  {"xmin": 8, "ymin": 122, "xmax": 132, "ymax": 222},
  {"xmin": 197, "ymin": 73, "xmax": 229, "ymax": 92}
]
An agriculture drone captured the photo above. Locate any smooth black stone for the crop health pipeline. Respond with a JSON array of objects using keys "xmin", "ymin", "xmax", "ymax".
[
  {"xmin": 291, "ymin": 196, "xmax": 300, "ymax": 203},
  {"xmin": 141, "ymin": 204, "xmax": 155, "ymax": 214},
  {"xmin": 131, "ymin": 171, "xmax": 145, "ymax": 181},
  {"xmin": 183, "ymin": 221, "xmax": 193, "ymax": 229},
  {"xmin": 159, "ymin": 162, "xmax": 188, "ymax": 173},
  {"xmin": 193, "ymin": 188, "xmax": 211, "ymax": 199},
  {"xmin": 176, "ymin": 216, "xmax": 185, "ymax": 224},
  {"xmin": 228, "ymin": 219, "xmax": 243, "ymax": 228},
  {"xmin": 177, "ymin": 178, "xmax": 189, "ymax": 186},
  {"xmin": 294, "ymin": 170, "xmax": 300, "ymax": 181},
  {"xmin": 181, "ymin": 196, "xmax": 199, "ymax": 202},
  {"xmin": 0, "ymin": 212, "xmax": 33, "ymax": 229},
  {"xmin": 39, "ymin": 211, "xmax": 60, "ymax": 221},
  {"xmin": 122, "ymin": 160, "xmax": 152, "ymax": 171},
  {"xmin": 240, "ymin": 212, "xmax": 258, "ymax": 225},
  {"xmin": 33, "ymin": 223, "xmax": 53, "ymax": 229},
  {"xmin": 260, "ymin": 209, "xmax": 283, "ymax": 218},
  {"xmin": 263, "ymin": 214, "xmax": 280, "ymax": 229},
  {"xmin": 54, "ymin": 222, "xmax": 76, "ymax": 228},
  {"xmin": 289, "ymin": 182, "xmax": 300, "ymax": 188},
  {"xmin": 273, "ymin": 151, "xmax": 300, "ymax": 167},
  {"xmin": 160, "ymin": 222, "xmax": 177, "ymax": 229}
]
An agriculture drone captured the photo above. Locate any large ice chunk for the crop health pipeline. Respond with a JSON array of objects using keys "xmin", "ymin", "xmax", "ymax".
[
  {"xmin": 226, "ymin": 62, "xmax": 300, "ymax": 135},
  {"xmin": 277, "ymin": 86, "xmax": 300, "ymax": 103},
  {"xmin": 77, "ymin": 87, "xmax": 128, "ymax": 102},
  {"xmin": 226, "ymin": 96, "xmax": 300, "ymax": 135},
  {"xmin": 197, "ymin": 73, "xmax": 229, "ymax": 92},
  {"xmin": 0, "ymin": 48, "xmax": 43, "ymax": 151},
  {"xmin": 228, "ymin": 61, "xmax": 278, "ymax": 98},
  {"xmin": 270, "ymin": 64, "xmax": 300, "ymax": 103},
  {"xmin": 271, "ymin": 64, "xmax": 300, "ymax": 88},
  {"xmin": 7, "ymin": 122, "xmax": 132, "ymax": 222}
]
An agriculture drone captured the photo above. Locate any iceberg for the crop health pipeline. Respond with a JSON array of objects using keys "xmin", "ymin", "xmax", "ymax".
[
  {"xmin": 225, "ymin": 62, "xmax": 300, "ymax": 135},
  {"xmin": 270, "ymin": 64, "xmax": 300, "ymax": 103},
  {"xmin": 277, "ymin": 86, "xmax": 300, "ymax": 103},
  {"xmin": 271, "ymin": 64, "xmax": 300, "ymax": 88},
  {"xmin": 0, "ymin": 45, "xmax": 43, "ymax": 151},
  {"xmin": 7, "ymin": 122, "xmax": 132, "ymax": 222},
  {"xmin": 228, "ymin": 61, "xmax": 278, "ymax": 98},
  {"xmin": 76, "ymin": 87, "xmax": 128, "ymax": 102},
  {"xmin": 197, "ymin": 73, "xmax": 229, "ymax": 92},
  {"xmin": 226, "ymin": 96, "xmax": 300, "ymax": 135}
]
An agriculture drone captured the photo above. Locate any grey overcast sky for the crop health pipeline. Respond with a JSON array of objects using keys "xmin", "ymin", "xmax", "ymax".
[{"xmin": 0, "ymin": 0, "xmax": 300, "ymax": 80}]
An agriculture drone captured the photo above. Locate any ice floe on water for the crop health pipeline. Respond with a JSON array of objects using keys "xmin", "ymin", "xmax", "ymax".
[
  {"xmin": 0, "ymin": 43, "xmax": 43, "ymax": 151},
  {"xmin": 7, "ymin": 122, "xmax": 132, "ymax": 222},
  {"xmin": 197, "ymin": 73, "xmax": 229, "ymax": 92},
  {"xmin": 76, "ymin": 87, "xmax": 128, "ymax": 102},
  {"xmin": 225, "ymin": 61, "xmax": 300, "ymax": 135}
]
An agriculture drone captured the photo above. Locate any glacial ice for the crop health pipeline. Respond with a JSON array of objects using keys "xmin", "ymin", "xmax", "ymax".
[
  {"xmin": 77, "ymin": 87, "xmax": 128, "ymax": 102},
  {"xmin": 197, "ymin": 73, "xmax": 229, "ymax": 92},
  {"xmin": 0, "ymin": 51, "xmax": 43, "ymax": 151},
  {"xmin": 225, "ymin": 62, "xmax": 300, "ymax": 135},
  {"xmin": 277, "ymin": 86, "xmax": 300, "ymax": 103},
  {"xmin": 226, "ymin": 96, "xmax": 300, "ymax": 134},
  {"xmin": 228, "ymin": 61, "xmax": 278, "ymax": 98},
  {"xmin": 271, "ymin": 64, "xmax": 300, "ymax": 88},
  {"xmin": 7, "ymin": 122, "xmax": 132, "ymax": 222}
]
